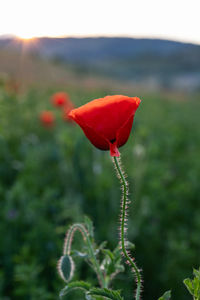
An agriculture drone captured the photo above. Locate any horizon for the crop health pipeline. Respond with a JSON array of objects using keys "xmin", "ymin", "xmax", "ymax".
[{"xmin": 1, "ymin": 34, "xmax": 200, "ymax": 46}]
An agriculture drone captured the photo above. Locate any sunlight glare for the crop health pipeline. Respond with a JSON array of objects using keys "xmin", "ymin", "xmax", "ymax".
[
  {"xmin": 17, "ymin": 34, "xmax": 36, "ymax": 41},
  {"xmin": 0, "ymin": 0, "xmax": 200, "ymax": 44}
]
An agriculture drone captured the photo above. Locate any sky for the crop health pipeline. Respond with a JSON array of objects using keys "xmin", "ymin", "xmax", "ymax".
[{"xmin": 0, "ymin": 0, "xmax": 199, "ymax": 44}]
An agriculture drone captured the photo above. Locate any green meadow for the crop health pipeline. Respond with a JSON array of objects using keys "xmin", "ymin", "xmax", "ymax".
[{"xmin": 0, "ymin": 78, "xmax": 200, "ymax": 300}]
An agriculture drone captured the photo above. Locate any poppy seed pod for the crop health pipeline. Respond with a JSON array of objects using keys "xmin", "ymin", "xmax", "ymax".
[{"xmin": 68, "ymin": 95, "xmax": 141, "ymax": 156}]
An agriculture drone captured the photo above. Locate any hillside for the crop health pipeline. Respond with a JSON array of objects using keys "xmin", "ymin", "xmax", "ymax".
[
  {"xmin": 0, "ymin": 48, "xmax": 137, "ymax": 93},
  {"xmin": 1, "ymin": 37, "xmax": 200, "ymax": 61},
  {"xmin": 0, "ymin": 49, "xmax": 73, "ymax": 89},
  {"xmin": 0, "ymin": 37, "xmax": 200, "ymax": 91}
]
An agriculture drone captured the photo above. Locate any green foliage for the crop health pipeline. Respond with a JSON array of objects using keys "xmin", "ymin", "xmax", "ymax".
[
  {"xmin": 59, "ymin": 281, "xmax": 91, "ymax": 298},
  {"xmin": 84, "ymin": 215, "xmax": 95, "ymax": 238},
  {"xmin": 184, "ymin": 268, "xmax": 200, "ymax": 299},
  {"xmin": 88, "ymin": 287, "xmax": 123, "ymax": 300},
  {"xmin": 101, "ymin": 245, "xmax": 125, "ymax": 285},
  {"xmin": 59, "ymin": 282, "xmax": 123, "ymax": 300},
  {"xmin": 58, "ymin": 218, "xmax": 125, "ymax": 299},
  {"xmin": 158, "ymin": 290, "xmax": 171, "ymax": 300},
  {"xmin": 0, "ymin": 85, "xmax": 200, "ymax": 299}
]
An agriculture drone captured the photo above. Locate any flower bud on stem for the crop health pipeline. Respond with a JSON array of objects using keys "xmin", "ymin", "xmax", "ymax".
[
  {"xmin": 63, "ymin": 223, "xmax": 106, "ymax": 288},
  {"xmin": 113, "ymin": 156, "xmax": 142, "ymax": 300}
]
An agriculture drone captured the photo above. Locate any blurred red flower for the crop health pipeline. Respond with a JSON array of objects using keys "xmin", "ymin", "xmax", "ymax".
[
  {"xmin": 40, "ymin": 111, "xmax": 55, "ymax": 127},
  {"xmin": 51, "ymin": 92, "xmax": 70, "ymax": 107},
  {"xmin": 68, "ymin": 95, "xmax": 141, "ymax": 157}
]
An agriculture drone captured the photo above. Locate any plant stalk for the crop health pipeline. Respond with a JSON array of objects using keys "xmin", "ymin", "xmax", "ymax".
[
  {"xmin": 113, "ymin": 156, "xmax": 142, "ymax": 300},
  {"xmin": 63, "ymin": 223, "xmax": 106, "ymax": 288}
]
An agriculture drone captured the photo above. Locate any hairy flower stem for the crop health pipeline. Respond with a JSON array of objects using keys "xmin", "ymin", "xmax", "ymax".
[
  {"xmin": 113, "ymin": 156, "xmax": 142, "ymax": 300},
  {"xmin": 63, "ymin": 223, "xmax": 106, "ymax": 288}
]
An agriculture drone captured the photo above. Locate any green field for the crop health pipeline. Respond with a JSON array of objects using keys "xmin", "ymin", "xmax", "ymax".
[{"xmin": 0, "ymin": 81, "xmax": 200, "ymax": 300}]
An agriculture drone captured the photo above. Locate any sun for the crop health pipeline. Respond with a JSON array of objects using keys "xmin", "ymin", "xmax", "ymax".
[{"xmin": 16, "ymin": 32, "xmax": 36, "ymax": 41}]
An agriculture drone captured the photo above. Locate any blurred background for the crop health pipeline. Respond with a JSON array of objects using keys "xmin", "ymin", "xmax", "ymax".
[{"xmin": 0, "ymin": 0, "xmax": 200, "ymax": 299}]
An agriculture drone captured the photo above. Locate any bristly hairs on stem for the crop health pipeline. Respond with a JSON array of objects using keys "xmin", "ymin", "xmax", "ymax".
[
  {"xmin": 57, "ymin": 224, "xmax": 88, "ymax": 283},
  {"xmin": 61, "ymin": 223, "xmax": 106, "ymax": 288},
  {"xmin": 63, "ymin": 223, "xmax": 88, "ymax": 256},
  {"xmin": 112, "ymin": 156, "xmax": 142, "ymax": 300}
]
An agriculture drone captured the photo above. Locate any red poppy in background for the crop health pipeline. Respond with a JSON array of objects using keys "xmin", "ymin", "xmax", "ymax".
[
  {"xmin": 40, "ymin": 111, "xmax": 55, "ymax": 127},
  {"xmin": 51, "ymin": 92, "xmax": 70, "ymax": 107},
  {"xmin": 68, "ymin": 95, "xmax": 141, "ymax": 157}
]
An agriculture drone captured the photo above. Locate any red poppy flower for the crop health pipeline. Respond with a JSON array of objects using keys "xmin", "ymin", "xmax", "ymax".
[
  {"xmin": 51, "ymin": 92, "xmax": 70, "ymax": 107},
  {"xmin": 40, "ymin": 111, "xmax": 55, "ymax": 127},
  {"xmin": 68, "ymin": 95, "xmax": 141, "ymax": 157}
]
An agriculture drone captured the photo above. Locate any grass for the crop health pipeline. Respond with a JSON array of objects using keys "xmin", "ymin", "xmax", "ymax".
[{"xmin": 0, "ymin": 75, "xmax": 200, "ymax": 299}]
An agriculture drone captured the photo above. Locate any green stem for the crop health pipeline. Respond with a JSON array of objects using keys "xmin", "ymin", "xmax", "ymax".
[
  {"xmin": 113, "ymin": 156, "xmax": 142, "ymax": 300},
  {"xmin": 63, "ymin": 223, "xmax": 106, "ymax": 288}
]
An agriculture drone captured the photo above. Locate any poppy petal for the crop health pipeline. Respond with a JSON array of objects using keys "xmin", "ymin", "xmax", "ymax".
[{"xmin": 117, "ymin": 115, "xmax": 134, "ymax": 148}]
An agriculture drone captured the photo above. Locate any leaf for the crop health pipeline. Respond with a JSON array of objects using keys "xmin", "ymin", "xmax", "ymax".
[
  {"xmin": 112, "ymin": 242, "xmax": 135, "ymax": 263},
  {"xmin": 115, "ymin": 264, "xmax": 125, "ymax": 272},
  {"xmin": 183, "ymin": 278, "xmax": 194, "ymax": 296},
  {"xmin": 102, "ymin": 249, "xmax": 115, "ymax": 261},
  {"xmin": 71, "ymin": 249, "xmax": 89, "ymax": 258},
  {"xmin": 57, "ymin": 255, "xmax": 74, "ymax": 282},
  {"xmin": 88, "ymin": 287, "xmax": 123, "ymax": 300},
  {"xmin": 184, "ymin": 268, "xmax": 200, "ymax": 299},
  {"xmin": 100, "ymin": 245, "xmax": 125, "ymax": 285},
  {"xmin": 93, "ymin": 241, "xmax": 108, "ymax": 257},
  {"xmin": 113, "ymin": 245, "xmax": 122, "ymax": 260},
  {"xmin": 125, "ymin": 241, "xmax": 135, "ymax": 250},
  {"xmin": 59, "ymin": 281, "xmax": 91, "ymax": 298},
  {"xmin": 158, "ymin": 290, "xmax": 171, "ymax": 300},
  {"xmin": 193, "ymin": 268, "xmax": 200, "ymax": 280},
  {"xmin": 98, "ymin": 241, "xmax": 108, "ymax": 251},
  {"xmin": 84, "ymin": 216, "xmax": 94, "ymax": 238},
  {"xmin": 85, "ymin": 294, "xmax": 93, "ymax": 300}
]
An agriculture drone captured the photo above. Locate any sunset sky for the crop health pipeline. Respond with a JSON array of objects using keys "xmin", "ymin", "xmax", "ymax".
[{"xmin": 0, "ymin": 0, "xmax": 199, "ymax": 44}]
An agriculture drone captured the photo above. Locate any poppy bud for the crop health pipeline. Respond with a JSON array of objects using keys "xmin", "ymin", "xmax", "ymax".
[
  {"xmin": 68, "ymin": 95, "xmax": 141, "ymax": 157},
  {"xmin": 40, "ymin": 111, "xmax": 55, "ymax": 127},
  {"xmin": 57, "ymin": 255, "xmax": 75, "ymax": 283}
]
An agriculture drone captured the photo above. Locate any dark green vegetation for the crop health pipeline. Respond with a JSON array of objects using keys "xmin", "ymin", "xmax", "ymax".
[{"xmin": 0, "ymin": 84, "xmax": 200, "ymax": 300}]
